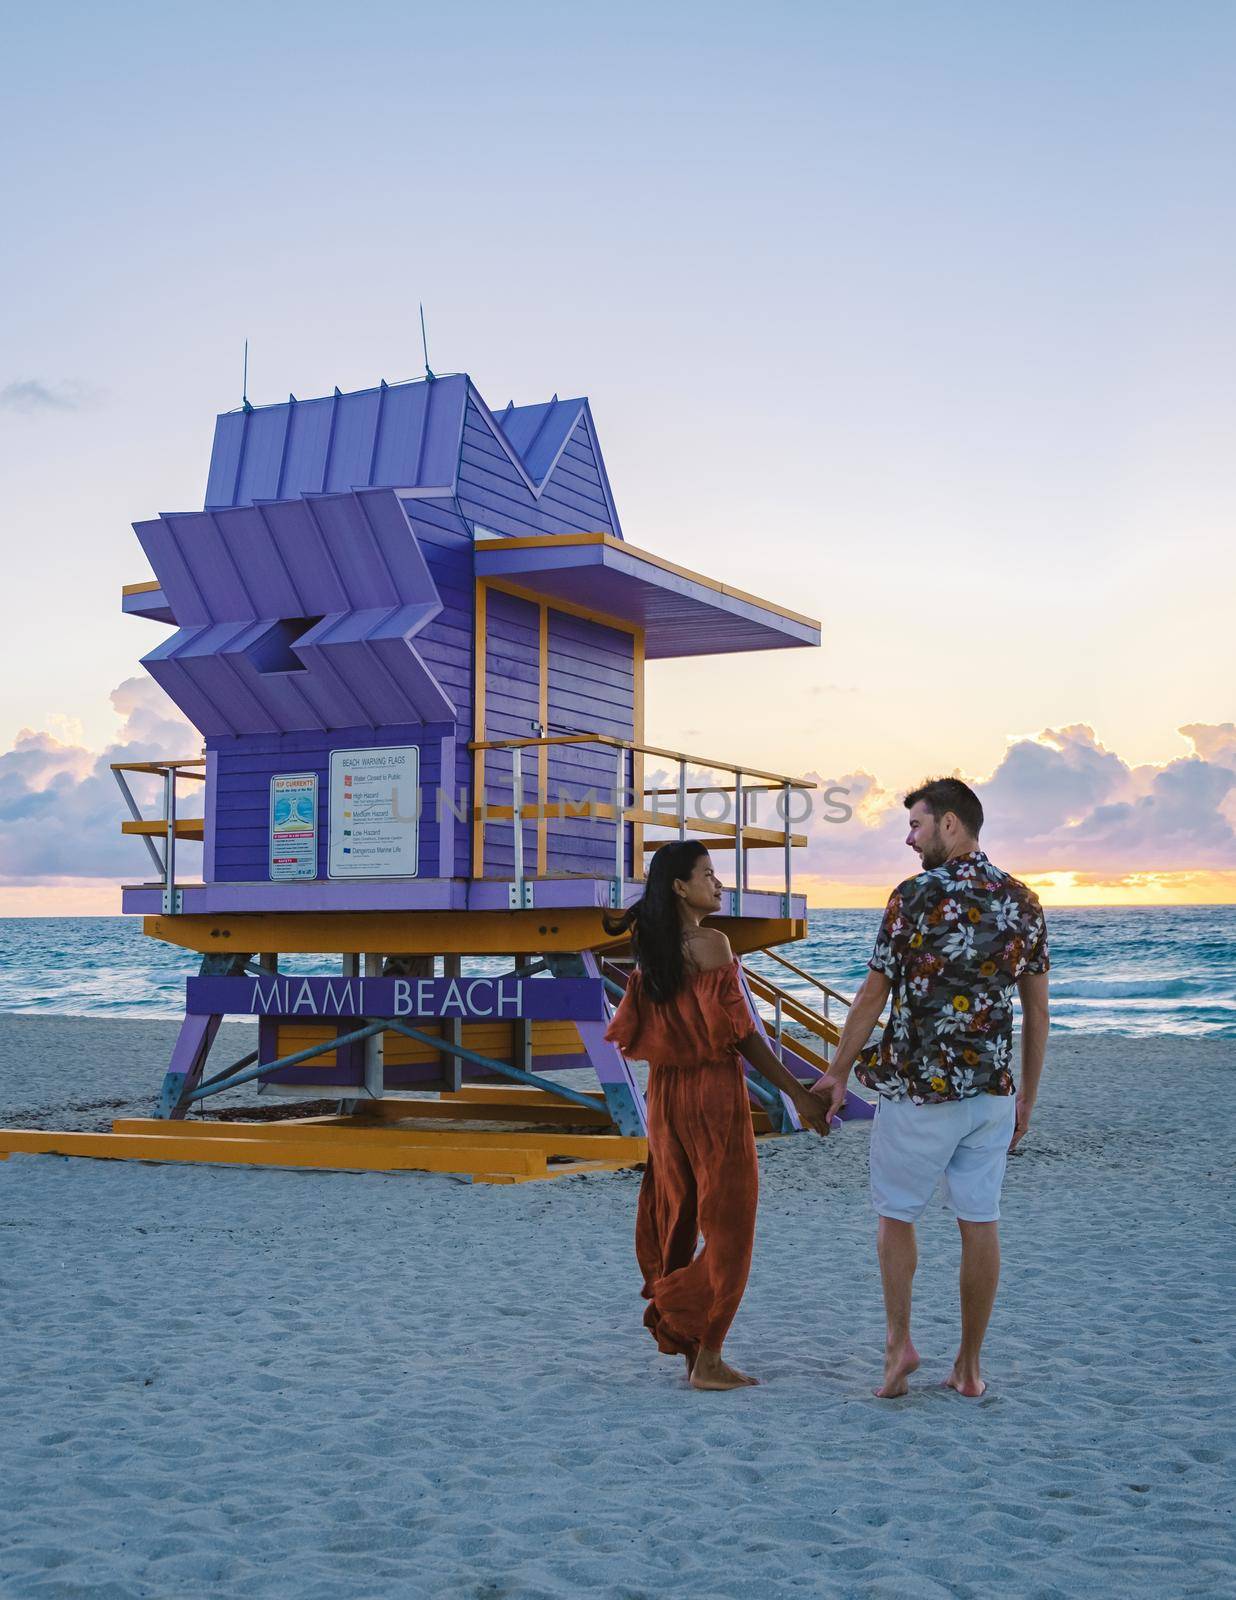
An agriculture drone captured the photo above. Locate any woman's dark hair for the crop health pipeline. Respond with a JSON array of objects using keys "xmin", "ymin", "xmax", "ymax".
[{"xmin": 602, "ymin": 839, "xmax": 709, "ymax": 1004}]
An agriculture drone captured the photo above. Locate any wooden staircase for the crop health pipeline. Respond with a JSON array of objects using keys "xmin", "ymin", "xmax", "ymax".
[{"xmin": 742, "ymin": 947, "xmax": 850, "ymax": 1065}]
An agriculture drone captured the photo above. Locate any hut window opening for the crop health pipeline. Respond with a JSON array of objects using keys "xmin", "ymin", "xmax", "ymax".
[{"xmin": 250, "ymin": 616, "xmax": 322, "ymax": 674}]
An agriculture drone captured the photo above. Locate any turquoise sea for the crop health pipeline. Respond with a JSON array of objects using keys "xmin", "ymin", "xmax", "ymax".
[{"xmin": 0, "ymin": 908, "xmax": 1232, "ymax": 1037}]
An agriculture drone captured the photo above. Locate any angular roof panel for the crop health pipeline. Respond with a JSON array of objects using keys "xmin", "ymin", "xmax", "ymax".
[
  {"xmin": 493, "ymin": 396, "xmax": 586, "ymax": 485},
  {"xmin": 136, "ymin": 489, "xmax": 454, "ymax": 733},
  {"xmin": 205, "ymin": 376, "xmax": 470, "ymax": 508}
]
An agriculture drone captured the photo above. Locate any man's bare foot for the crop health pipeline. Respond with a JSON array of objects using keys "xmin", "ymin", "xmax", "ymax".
[
  {"xmin": 874, "ymin": 1338, "xmax": 920, "ymax": 1398},
  {"xmin": 944, "ymin": 1366, "xmax": 987, "ymax": 1398},
  {"xmin": 690, "ymin": 1349, "xmax": 760, "ymax": 1391}
]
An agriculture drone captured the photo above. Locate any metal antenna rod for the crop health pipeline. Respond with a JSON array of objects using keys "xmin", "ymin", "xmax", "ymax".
[
  {"xmin": 420, "ymin": 303, "xmax": 435, "ymax": 381},
  {"xmin": 242, "ymin": 338, "xmax": 253, "ymax": 412}
]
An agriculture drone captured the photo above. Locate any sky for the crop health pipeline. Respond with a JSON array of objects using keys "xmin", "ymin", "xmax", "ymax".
[{"xmin": 1, "ymin": 0, "xmax": 1234, "ymax": 910}]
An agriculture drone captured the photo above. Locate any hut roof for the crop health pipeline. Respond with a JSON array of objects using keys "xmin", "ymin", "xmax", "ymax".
[
  {"xmin": 128, "ymin": 373, "xmax": 820, "ymax": 676},
  {"xmin": 204, "ymin": 375, "xmax": 619, "ymax": 534},
  {"xmin": 474, "ymin": 534, "xmax": 819, "ymax": 658}
]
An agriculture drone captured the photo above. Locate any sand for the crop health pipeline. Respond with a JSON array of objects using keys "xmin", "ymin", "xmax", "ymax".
[{"xmin": 0, "ymin": 1016, "xmax": 1233, "ymax": 1598}]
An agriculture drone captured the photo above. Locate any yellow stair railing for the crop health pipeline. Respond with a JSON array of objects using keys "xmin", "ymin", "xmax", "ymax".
[{"xmin": 742, "ymin": 963, "xmax": 843, "ymax": 1063}]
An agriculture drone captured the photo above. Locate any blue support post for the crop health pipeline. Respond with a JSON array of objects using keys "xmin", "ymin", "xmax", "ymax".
[
  {"xmin": 156, "ymin": 952, "xmax": 252, "ymax": 1118},
  {"xmin": 185, "ymin": 1020, "xmax": 389, "ymax": 1103},
  {"xmin": 157, "ymin": 1013, "xmax": 222, "ymax": 1120},
  {"xmin": 577, "ymin": 950, "xmax": 648, "ymax": 1136}
]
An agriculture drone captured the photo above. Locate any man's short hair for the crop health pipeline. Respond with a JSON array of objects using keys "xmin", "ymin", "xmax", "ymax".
[{"xmin": 904, "ymin": 777, "xmax": 984, "ymax": 838}]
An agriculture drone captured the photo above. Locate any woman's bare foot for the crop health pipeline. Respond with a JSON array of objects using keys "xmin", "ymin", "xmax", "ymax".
[
  {"xmin": 874, "ymin": 1338, "xmax": 920, "ymax": 1398},
  {"xmin": 690, "ymin": 1348, "xmax": 760, "ymax": 1390},
  {"xmin": 683, "ymin": 1351, "xmax": 696, "ymax": 1380},
  {"xmin": 944, "ymin": 1364, "xmax": 987, "ymax": 1398}
]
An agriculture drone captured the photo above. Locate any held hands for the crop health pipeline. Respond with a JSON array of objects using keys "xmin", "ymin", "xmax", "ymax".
[
  {"xmin": 808, "ymin": 1071, "xmax": 848, "ymax": 1123},
  {"xmin": 794, "ymin": 1090, "xmax": 833, "ymax": 1137},
  {"xmin": 792, "ymin": 1070, "xmax": 848, "ymax": 1136}
]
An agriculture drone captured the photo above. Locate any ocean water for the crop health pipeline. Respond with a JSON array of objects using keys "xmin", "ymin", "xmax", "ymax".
[
  {"xmin": 0, "ymin": 908, "xmax": 1231, "ymax": 1037},
  {"xmin": 755, "ymin": 904, "xmax": 1236, "ymax": 1040}
]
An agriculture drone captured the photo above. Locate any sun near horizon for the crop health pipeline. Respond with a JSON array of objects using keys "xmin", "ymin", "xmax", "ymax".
[{"xmin": 797, "ymin": 870, "xmax": 1236, "ymax": 910}]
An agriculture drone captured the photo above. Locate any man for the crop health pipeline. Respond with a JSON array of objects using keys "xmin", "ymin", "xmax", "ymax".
[{"xmin": 813, "ymin": 778, "xmax": 1050, "ymax": 1399}]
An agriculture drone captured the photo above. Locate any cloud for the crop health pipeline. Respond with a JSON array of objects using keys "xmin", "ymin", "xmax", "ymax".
[
  {"xmin": 0, "ymin": 378, "xmax": 101, "ymax": 414},
  {"xmin": 981, "ymin": 725, "xmax": 1128, "ymax": 840},
  {"xmin": 982, "ymin": 726, "xmax": 1236, "ymax": 873},
  {"xmin": 1, "ymin": 691, "xmax": 1234, "ymax": 897},
  {"xmin": 786, "ymin": 723, "xmax": 1236, "ymax": 888},
  {"xmin": 0, "ymin": 678, "xmax": 201, "ymax": 885},
  {"xmin": 1180, "ymin": 722, "xmax": 1236, "ymax": 767}
]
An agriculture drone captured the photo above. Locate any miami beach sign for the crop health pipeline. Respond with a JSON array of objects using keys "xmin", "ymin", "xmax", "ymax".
[{"xmin": 185, "ymin": 974, "xmax": 609, "ymax": 1022}]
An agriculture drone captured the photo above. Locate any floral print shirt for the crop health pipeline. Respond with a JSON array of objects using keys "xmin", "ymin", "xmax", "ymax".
[{"xmin": 855, "ymin": 850, "xmax": 1049, "ymax": 1104}]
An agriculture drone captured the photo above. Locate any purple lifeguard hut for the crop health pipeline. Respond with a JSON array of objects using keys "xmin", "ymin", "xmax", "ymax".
[{"xmin": 114, "ymin": 372, "xmax": 868, "ymax": 1173}]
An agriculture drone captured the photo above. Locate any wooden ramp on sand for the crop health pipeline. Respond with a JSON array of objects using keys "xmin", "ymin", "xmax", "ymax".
[{"xmin": 0, "ymin": 1089, "xmax": 652, "ymax": 1186}]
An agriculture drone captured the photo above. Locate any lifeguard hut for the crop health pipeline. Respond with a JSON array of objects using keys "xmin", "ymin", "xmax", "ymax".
[{"xmin": 95, "ymin": 372, "xmax": 871, "ymax": 1180}]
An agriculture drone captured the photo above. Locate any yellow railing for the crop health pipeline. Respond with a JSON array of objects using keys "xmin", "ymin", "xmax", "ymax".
[
  {"xmin": 113, "ymin": 757, "xmax": 206, "ymax": 914},
  {"xmin": 468, "ymin": 733, "xmax": 815, "ymax": 912},
  {"xmin": 755, "ymin": 946, "xmax": 855, "ymax": 1011},
  {"xmin": 742, "ymin": 948, "xmax": 889, "ymax": 1067}
]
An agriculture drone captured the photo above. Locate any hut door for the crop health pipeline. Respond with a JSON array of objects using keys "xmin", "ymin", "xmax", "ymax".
[
  {"xmin": 544, "ymin": 607, "xmax": 636, "ymax": 880},
  {"xmin": 481, "ymin": 588, "xmax": 542, "ymax": 878},
  {"xmin": 480, "ymin": 587, "xmax": 640, "ymax": 881}
]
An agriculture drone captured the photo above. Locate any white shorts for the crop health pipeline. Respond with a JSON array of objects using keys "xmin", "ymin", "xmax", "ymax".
[{"xmin": 869, "ymin": 1094, "xmax": 1016, "ymax": 1224}]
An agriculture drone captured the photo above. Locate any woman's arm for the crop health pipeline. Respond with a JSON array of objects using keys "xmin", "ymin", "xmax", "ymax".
[
  {"xmin": 736, "ymin": 1032, "xmax": 832, "ymax": 1135},
  {"xmin": 689, "ymin": 931, "xmax": 830, "ymax": 1133}
]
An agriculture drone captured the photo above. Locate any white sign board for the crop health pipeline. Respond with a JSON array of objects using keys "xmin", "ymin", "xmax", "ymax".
[
  {"xmin": 328, "ymin": 746, "xmax": 420, "ymax": 879},
  {"xmin": 269, "ymin": 773, "xmax": 318, "ymax": 881}
]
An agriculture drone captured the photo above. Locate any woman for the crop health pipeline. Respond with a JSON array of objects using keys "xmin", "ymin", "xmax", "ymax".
[{"xmin": 604, "ymin": 840, "xmax": 832, "ymax": 1391}]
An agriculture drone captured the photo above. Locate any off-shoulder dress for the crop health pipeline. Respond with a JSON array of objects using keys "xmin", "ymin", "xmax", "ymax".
[{"xmin": 605, "ymin": 960, "xmax": 760, "ymax": 1359}]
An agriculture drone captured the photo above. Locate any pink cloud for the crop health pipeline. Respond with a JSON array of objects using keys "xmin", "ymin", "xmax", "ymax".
[
  {"xmin": 0, "ymin": 678, "xmax": 201, "ymax": 885},
  {"xmin": 1180, "ymin": 722, "xmax": 1236, "ymax": 766},
  {"xmin": 1, "ymin": 691, "xmax": 1233, "ymax": 892},
  {"xmin": 789, "ymin": 723, "xmax": 1236, "ymax": 886}
]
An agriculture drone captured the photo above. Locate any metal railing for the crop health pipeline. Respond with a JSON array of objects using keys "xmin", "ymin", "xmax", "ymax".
[
  {"xmin": 469, "ymin": 733, "xmax": 815, "ymax": 915},
  {"xmin": 741, "ymin": 961, "xmax": 846, "ymax": 1066},
  {"xmin": 742, "ymin": 948, "xmax": 891, "ymax": 1069},
  {"xmin": 113, "ymin": 757, "xmax": 206, "ymax": 915},
  {"xmin": 755, "ymin": 945, "xmax": 854, "ymax": 1027}
]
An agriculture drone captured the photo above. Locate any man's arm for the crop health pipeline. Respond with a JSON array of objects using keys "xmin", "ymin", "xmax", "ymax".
[
  {"xmin": 736, "ymin": 1032, "xmax": 833, "ymax": 1135},
  {"xmin": 1011, "ymin": 970, "xmax": 1049, "ymax": 1151},
  {"xmin": 808, "ymin": 968, "xmax": 892, "ymax": 1116}
]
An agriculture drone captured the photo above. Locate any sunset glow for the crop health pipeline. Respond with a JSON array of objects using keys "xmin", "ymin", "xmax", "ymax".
[
  {"xmin": 793, "ymin": 871, "xmax": 1236, "ymax": 912},
  {"xmin": 1, "ymin": 6, "xmax": 1233, "ymax": 914}
]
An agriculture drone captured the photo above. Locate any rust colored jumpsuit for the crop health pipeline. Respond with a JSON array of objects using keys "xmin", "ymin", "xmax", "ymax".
[{"xmin": 605, "ymin": 960, "xmax": 760, "ymax": 1359}]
